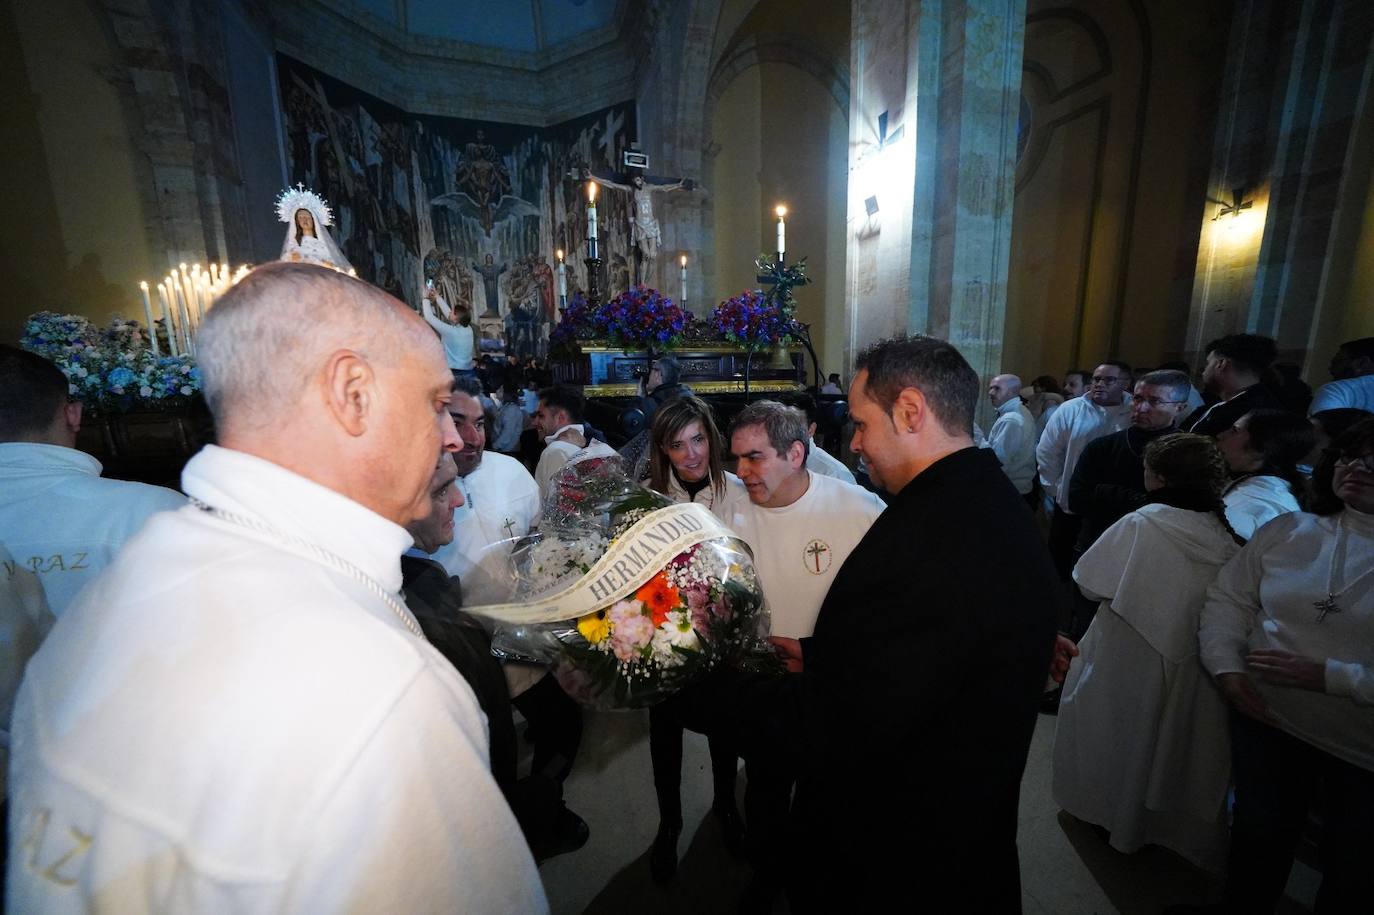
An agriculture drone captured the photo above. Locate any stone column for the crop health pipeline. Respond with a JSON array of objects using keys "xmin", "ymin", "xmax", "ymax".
[{"xmin": 846, "ymin": 0, "xmax": 1026, "ymax": 427}]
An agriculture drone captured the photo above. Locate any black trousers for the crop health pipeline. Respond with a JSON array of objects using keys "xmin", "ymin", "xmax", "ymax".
[
  {"xmin": 511, "ymin": 673, "xmax": 583, "ymax": 783},
  {"xmin": 1047, "ymin": 504, "xmax": 1082, "ymax": 581},
  {"xmin": 744, "ymin": 751, "xmax": 794, "ymax": 887},
  {"xmin": 1225, "ymin": 712, "xmax": 1374, "ymax": 913},
  {"xmin": 648, "ymin": 681, "xmax": 740, "ymax": 825}
]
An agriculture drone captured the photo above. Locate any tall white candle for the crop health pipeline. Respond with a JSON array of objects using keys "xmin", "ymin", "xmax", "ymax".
[
  {"xmin": 138, "ymin": 282, "xmax": 158, "ymax": 356},
  {"xmin": 775, "ymin": 205, "xmax": 787, "ymax": 259},
  {"xmin": 679, "ymin": 254, "xmax": 688, "ymax": 307},
  {"xmin": 161, "ymin": 281, "xmax": 179, "ymax": 355},
  {"xmin": 171, "ymin": 276, "xmax": 191, "ymax": 354},
  {"xmin": 179, "ymin": 287, "xmax": 194, "ymax": 355},
  {"xmin": 556, "ymin": 249, "xmax": 567, "ymax": 300},
  {"xmin": 586, "ymin": 181, "xmax": 598, "ymax": 260}
]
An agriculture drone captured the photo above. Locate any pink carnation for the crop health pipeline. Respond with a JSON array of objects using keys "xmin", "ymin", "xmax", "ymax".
[{"xmin": 609, "ymin": 600, "xmax": 655, "ymax": 661}]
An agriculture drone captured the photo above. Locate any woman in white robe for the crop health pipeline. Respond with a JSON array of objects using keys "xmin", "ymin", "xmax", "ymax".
[
  {"xmin": 1054, "ymin": 432, "xmax": 1246, "ymax": 869},
  {"xmin": 1217, "ymin": 408, "xmax": 1314, "ymax": 538}
]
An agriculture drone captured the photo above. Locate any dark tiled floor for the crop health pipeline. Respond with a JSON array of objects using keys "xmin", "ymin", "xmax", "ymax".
[{"xmin": 535, "ymin": 711, "xmax": 1319, "ymax": 914}]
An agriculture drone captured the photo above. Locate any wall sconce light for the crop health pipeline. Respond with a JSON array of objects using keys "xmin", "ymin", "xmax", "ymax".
[
  {"xmin": 1211, "ymin": 187, "xmax": 1253, "ymax": 221},
  {"xmin": 877, "ymin": 110, "xmax": 905, "ymax": 149}
]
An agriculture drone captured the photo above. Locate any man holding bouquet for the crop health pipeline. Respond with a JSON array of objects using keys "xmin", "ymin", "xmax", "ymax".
[
  {"xmin": 723, "ymin": 400, "xmax": 886, "ymax": 909},
  {"xmin": 723, "ymin": 335, "xmax": 1060, "ymax": 913}
]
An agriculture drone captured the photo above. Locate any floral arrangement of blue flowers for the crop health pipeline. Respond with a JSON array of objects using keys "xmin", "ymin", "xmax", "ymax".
[{"xmin": 21, "ymin": 311, "xmax": 201, "ymax": 413}]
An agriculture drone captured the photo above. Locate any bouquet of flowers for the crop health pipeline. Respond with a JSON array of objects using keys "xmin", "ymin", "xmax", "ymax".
[
  {"xmin": 463, "ymin": 453, "xmax": 770, "ymax": 708},
  {"xmin": 709, "ymin": 289, "xmax": 800, "ymax": 351}
]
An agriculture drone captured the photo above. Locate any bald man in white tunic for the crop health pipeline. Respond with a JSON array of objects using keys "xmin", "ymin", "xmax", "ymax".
[{"xmin": 6, "ymin": 264, "xmax": 546, "ymax": 913}]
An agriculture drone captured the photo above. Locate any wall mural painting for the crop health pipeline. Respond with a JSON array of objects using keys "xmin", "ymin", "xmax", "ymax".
[{"xmin": 278, "ymin": 54, "xmax": 636, "ymax": 359}]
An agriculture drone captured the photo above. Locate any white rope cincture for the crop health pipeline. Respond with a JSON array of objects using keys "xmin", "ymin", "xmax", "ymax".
[{"xmin": 188, "ymin": 497, "xmax": 426, "ymax": 641}]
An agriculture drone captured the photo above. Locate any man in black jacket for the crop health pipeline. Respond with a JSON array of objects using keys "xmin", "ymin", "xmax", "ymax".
[
  {"xmin": 1069, "ymin": 369, "xmax": 1195, "ymax": 549},
  {"xmin": 724, "ymin": 335, "xmax": 1060, "ymax": 912},
  {"xmin": 1182, "ymin": 334, "xmax": 1283, "ymax": 436}
]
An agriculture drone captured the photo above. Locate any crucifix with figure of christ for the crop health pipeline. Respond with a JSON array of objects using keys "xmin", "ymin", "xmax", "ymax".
[{"xmin": 579, "ymin": 144, "xmax": 698, "ymax": 293}]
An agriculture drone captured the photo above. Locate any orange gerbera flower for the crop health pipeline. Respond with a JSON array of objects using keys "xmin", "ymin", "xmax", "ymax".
[{"xmin": 635, "ymin": 574, "xmax": 681, "ymax": 627}]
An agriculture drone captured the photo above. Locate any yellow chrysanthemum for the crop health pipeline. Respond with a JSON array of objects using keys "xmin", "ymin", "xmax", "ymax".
[{"xmin": 577, "ymin": 609, "xmax": 611, "ymax": 644}]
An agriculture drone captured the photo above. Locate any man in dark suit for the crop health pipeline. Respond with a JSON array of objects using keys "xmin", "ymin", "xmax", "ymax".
[
  {"xmin": 1182, "ymin": 333, "xmax": 1284, "ymax": 436},
  {"xmin": 401, "ymin": 453, "xmax": 589, "ymax": 862},
  {"xmin": 723, "ymin": 335, "xmax": 1061, "ymax": 912}
]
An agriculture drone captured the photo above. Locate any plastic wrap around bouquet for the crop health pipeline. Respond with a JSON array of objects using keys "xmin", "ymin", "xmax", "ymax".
[{"xmin": 462, "ymin": 453, "xmax": 769, "ymax": 708}]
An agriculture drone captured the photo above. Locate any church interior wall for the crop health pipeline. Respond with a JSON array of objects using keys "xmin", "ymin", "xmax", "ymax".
[
  {"xmin": 1306, "ymin": 52, "xmax": 1374, "ymax": 373},
  {"xmin": 1185, "ymin": 0, "xmax": 1373, "ymax": 380},
  {"xmin": 1003, "ymin": 0, "xmax": 1230, "ymax": 381},
  {"xmin": 845, "ymin": 0, "xmax": 919, "ymax": 360},
  {"xmin": 0, "ymin": 0, "xmax": 159, "ymax": 345},
  {"xmin": 704, "ymin": 0, "xmax": 851, "ymax": 378},
  {"xmin": 277, "ymin": 52, "xmax": 637, "ymax": 359}
]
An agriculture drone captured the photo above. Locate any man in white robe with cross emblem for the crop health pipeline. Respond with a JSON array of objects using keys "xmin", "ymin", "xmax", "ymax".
[{"xmin": 723, "ymin": 400, "xmax": 885, "ymax": 907}]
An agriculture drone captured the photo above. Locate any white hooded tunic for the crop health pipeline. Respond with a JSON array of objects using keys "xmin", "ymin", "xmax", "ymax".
[{"xmin": 1055, "ymin": 503, "xmax": 1241, "ymax": 869}]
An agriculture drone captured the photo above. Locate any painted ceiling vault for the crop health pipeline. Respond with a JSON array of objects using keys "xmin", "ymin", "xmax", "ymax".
[{"xmin": 354, "ymin": 0, "xmax": 621, "ymax": 53}]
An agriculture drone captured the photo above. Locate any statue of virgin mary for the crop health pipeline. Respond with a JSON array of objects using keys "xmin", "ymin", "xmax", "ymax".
[{"xmin": 276, "ymin": 184, "xmax": 353, "ymax": 272}]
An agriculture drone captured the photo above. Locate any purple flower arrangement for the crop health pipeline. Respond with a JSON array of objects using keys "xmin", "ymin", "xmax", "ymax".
[
  {"xmin": 549, "ymin": 292, "xmax": 596, "ymax": 351},
  {"xmin": 709, "ymin": 289, "xmax": 800, "ymax": 351},
  {"xmin": 591, "ymin": 285, "xmax": 690, "ymax": 350}
]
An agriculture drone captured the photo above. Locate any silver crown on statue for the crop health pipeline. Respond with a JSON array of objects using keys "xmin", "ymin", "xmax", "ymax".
[{"xmin": 275, "ymin": 183, "xmax": 334, "ymax": 227}]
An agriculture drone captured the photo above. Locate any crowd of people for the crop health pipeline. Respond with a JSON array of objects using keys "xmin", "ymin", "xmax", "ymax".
[
  {"xmin": 0, "ymin": 260, "xmax": 1370, "ymax": 912},
  {"xmin": 993, "ymin": 333, "xmax": 1373, "ymax": 913}
]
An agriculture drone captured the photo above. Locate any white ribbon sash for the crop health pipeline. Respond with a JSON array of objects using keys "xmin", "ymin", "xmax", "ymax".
[{"xmin": 464, "ymin": 501, "xmax": 739, "ymax": 625}]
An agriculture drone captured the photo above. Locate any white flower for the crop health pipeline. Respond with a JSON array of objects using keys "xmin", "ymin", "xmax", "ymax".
[
  {"xmin": 179, "ymin": 385, "xmax": 193, "ymax": 395},
  {"xmin": 651, "ymin": 628, "xmax": 688, "ymax": 667},
  {"xmin": 139, "ymin": 385, "xmax": 153, "ymax": 397},
  {"xmin": 653, "ymin": 610, "xmax": 699, "ymax": 661}
]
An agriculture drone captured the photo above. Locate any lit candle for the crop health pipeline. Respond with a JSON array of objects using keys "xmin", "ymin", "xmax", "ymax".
[
  {"xmin": 180, "ymin": 289, "xmax": 195, "ymax": 354},
  {"xmin": 160, "ymin": 280, "xmax": 180, "ymax": 355},
  {"xmin": 556, "ymin": 249, "xmax": 567, "ymax": 304},
  {"xmin": 139, "ymin": 281, "xmax": 159, "ymax": 356},
  {"xmin": 173, "ymin": 274, "xmax": 193, "ymax": 353},
  {"xmin": 679, "ymin": 254, "xmax": 688, "ymax": 307},
  {"xmin": 586, "ymin": 181, "xmax": 598, "ymax": 260},
  {"xmin": 775, "ymin": 205, "xmax": 787, "ymax": 260}
]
